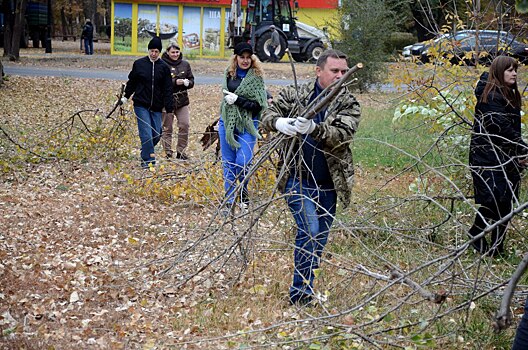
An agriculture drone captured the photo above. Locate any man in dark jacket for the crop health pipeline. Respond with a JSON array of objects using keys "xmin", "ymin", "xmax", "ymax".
[
  {"xmin": 121, "ymin": 36, "xmax": 174, "ymax": 168},
  {"xmin": 261, "ymin": 50, "xmax": 361, "ymax": 305},
  {"xmin": 81, "ymin": 19, "xmax": 94, "ymax": 55}
]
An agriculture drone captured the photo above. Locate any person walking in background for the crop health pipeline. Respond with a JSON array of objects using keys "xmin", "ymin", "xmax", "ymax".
[
  {"xmin": 81, "ymin": 19, "xmax": 94, "ymax": 55},
  {"xmin": 218, "ymin": 42, "xmax": 267, "ymax": 212},
  {"xmin": 161, "ymin": 43, "xmax": 195, "ymax": 160},
  {"xmin": 261, "ymin": 50, "xmax": 361, "ymax": 306},
  {"xmin": 268, "ymin": 25, "xmax": 280, "ymax": 62},
  {"xmin": 468, "ymin": 55, "xmax": 528, "ymax": 257},
  {"xmin": 120, "ymin": 36, "xmax": 174, "ymax": 169}
]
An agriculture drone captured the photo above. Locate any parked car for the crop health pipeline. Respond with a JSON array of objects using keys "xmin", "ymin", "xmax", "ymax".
[
  {"xmin": 420, "ymin": 32, "xmax": 528, "ymax": 65},
  {"xmin": 402, "ymin": 30, "xmax": 524, "ymax": 65}
]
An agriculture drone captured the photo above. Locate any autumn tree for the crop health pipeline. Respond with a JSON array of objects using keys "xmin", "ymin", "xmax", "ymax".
[{"xmin": 334, "ymin": 0, "xmax": 398, "ymax": 92}]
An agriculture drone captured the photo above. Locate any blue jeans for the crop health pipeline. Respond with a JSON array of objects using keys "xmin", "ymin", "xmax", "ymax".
[
  {"xmin": 218, "ymin": 117, "xmax": 257, "ymax": 204},
  {"xmin": 134, "ymin": 106, "xmax": 162, "ymax": 168},
  {"xmin": 513, "ymin": 296, "xmax": 528, "ymax": 349},
  {"xmin": 284, "ymin": 177, "xmax": 337, "ymax": 303},
  {"xmin": 84, "ymin": 38, "xmax": 93, "ymax": 55}
]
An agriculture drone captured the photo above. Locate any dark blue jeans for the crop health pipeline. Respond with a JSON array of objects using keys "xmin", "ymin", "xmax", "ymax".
[
  {"xmin": 284, "ymin": 177, "xmax": 337, "ymax": 303},
  {"xmin": 84, "ymin": 38, "xmax": 93, "ymax": 55},
  {"xmin": 513, "ymin": 296, "xmax": 528, "ymax": 349},
  {"xmin": 218, "ymin": 118, "xmax": 258, "ymax": 204},
  {"xmin": 134, "ymin": 106, "xmax": 162, "ymax": 168}
]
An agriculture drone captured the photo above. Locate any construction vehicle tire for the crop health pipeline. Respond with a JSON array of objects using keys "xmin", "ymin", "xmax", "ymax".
[
  {"xmin": 306, "ymin": 42, "xmax": 325, "ymax": 62},
  {"xmin": 255, "ymin": 31, "xmax": 287, "ymax": 62}
]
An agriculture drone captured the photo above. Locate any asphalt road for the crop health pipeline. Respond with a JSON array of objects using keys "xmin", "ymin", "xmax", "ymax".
[
  {"xmin": 3, "ymin": 64, "xmax": 397, "ymax": 91},
  {"xmin": 3, "ymin": 64, "xmax": 298, "ymax": 86}
]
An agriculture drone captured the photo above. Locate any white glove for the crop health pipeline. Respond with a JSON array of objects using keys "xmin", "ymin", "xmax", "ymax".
[
  {"xmin": 295, "ymin": 117, "xmax": 316, "ymax": 134},
  {"xmin": 223, "ymin": 89, "xmax": 238, "ymax": 105},
  {"xmin": 183, "ymin": 79, "xmax": 190, "ymax": 87},
  {"xmin": 119, "ymin": 97, "xmax": 128, "ymax": 105},
  {"xmin": 275, "ymin": 118, "xmax": 297, "ymax": 136}
]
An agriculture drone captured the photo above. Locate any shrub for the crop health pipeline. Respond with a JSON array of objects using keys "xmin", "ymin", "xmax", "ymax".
[
  {"xmin": 385, "ymin": 31, "xmax": 417, "ymax": 53},
  {"xmin": 333, "ymin": 0, "xmax": 398, "ymax": 92}
]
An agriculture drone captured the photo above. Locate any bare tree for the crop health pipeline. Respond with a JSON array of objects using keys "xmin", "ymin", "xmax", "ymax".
[{"xmin": 2, "ymin": 0, "xmax": 27, "ymax": 60}]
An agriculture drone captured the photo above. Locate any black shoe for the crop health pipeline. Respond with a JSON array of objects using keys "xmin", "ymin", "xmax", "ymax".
[
  {"xmin": 176, "ymin": 152, "xmax": 188, "ymax": 160},
  {"xmin": 290, "ymin": 295, "xmax": 314, "ymax": 307},
  {"xmin": 489, "ymin": 242, "xmax": 505, "ymax": 258},
  {"xmin": 467, "ymin": 233, "xmax": 488, "ymax": 255}
]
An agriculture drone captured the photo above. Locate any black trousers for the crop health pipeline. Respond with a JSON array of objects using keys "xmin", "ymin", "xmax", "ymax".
[
  {"xmin": 468, "ymin": 200, "xmax": 512, "ymax": 254},
  {"xmin": 513, "ymin": 296, "xmax": 528, "ymax": 350}
]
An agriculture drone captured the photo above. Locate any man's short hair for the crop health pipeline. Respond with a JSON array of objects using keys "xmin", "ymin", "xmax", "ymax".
[{"xmin": 316, "ymin": 49, "xmax": 348, "ymax": 68}]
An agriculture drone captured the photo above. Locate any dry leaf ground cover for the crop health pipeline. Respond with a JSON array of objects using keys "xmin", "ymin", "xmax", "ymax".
[
  {"xmin": 1, "ymin": 42, "xmax": 524, "ymax": 349},
  {"xmin": 0, "ymin": 54, "xmax": 394, "ymax": 349}
]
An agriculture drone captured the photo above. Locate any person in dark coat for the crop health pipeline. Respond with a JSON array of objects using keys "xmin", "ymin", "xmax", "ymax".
[
  {"xmin": 81, "ymin": 19, "xmax": 94, "ymax": 55},
  {"xmin": 468, "ymin": 55, "xmax": 528, "ymax": 257},
  {"xmin": 161, "ymin": 43, "xmax": 195, "ymax": 160},
  {"xmin": 121, "ymin": 36, "xmax": 174, "ymax": 168}
]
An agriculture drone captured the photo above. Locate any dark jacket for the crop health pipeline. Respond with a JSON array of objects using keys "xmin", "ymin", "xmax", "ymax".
[
  {"xmin": 261, "ymin": 79, "xmax": 361, "ymax": 207},
  {"xmin": 82, "ymin": 21, "xmax": 94, "ymax": 40},
  {"xmin": 124, "ymin": 56, "xmax": 174, "ymax": 113},
  {"xmin": 470, "ymin": 72, "xmax": 527, "ymax": 204},
  {"xmin": 161, "ymin": 52, "xmax": 194, "ymax": 109}
]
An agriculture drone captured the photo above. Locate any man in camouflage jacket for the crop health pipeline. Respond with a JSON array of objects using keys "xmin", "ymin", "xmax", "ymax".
[{"xmin": 261, "ymin": 49, "xmax": 361, "ymax": 306}]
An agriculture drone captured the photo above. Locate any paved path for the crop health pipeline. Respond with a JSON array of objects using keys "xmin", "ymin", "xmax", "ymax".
[
  {"xmin": 3, "ymin": 64, "xmax": 299, "ymax": 86},
  {"xmin": 4, "ymin": 63, "xmax": 397, "ymax": 91}
]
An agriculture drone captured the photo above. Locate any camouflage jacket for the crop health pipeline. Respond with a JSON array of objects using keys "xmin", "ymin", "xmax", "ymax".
[{"xmin": 260, "ymin": 79, "xmax": 361, "ymax": 208}]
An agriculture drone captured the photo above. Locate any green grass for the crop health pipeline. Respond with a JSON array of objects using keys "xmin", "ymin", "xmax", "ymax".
[{"xmin": 354, "ymin": 104, "xmax": 443, "ymax": 170}]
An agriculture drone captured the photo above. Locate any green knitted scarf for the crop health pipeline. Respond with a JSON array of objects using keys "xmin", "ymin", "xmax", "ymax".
[{"xmin": 220, "ymin": 68, "xmax": 268, "ymax": 149}]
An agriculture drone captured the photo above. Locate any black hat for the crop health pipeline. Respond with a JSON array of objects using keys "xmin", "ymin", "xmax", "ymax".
[
  {"xmin": 148, "ymin": 36, "xmax": 163, "ymax": 51},
  {"xmin": 234, "ymin": 42, "xmax": 253, "ymax": 56}
]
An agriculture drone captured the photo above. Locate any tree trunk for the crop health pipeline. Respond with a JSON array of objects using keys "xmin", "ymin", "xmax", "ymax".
[
  {"xmin": 3, "ymin": 0, "xmax": 28, "ymax": 61},
  {"xmin": 2, "ymin": 0, "xmax": 13, "ymax": 57},
  {"xmin": 61, "ymin": 7, "xmax": 70, "ymax": 38},
  {"xmin": 0, "ymin": 60, "xmax": 4, "ymax": 86}
]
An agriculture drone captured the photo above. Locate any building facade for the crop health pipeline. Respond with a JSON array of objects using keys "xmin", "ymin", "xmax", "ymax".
[{"xmin": 111, "ymin": 0, "xmax": 337, "ymax": 57}]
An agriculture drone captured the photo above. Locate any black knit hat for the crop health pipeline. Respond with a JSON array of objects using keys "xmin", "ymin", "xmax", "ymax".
[
  {"xmin": 148, "ymin": 36, "xmax": 163, "ymax": 51},
  {"xmin": 234, "ymin": 42, "xmax": 253, "ymax": 56}
]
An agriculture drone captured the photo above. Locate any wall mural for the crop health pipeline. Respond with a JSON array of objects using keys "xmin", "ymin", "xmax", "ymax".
[
  {"xmin": 113, "ymin": 3, "xmax": 132, "ymax": 52},
  {"xmin": 202, "ymin": 8, "xmax": 222, "ymax": 56},
  {"xmin": 182, "ymin": 7, "xmax": 201, "ymax": 53},
  {"xmin": 138, "ymin": 4, "xmax": 158, "ymax": 53},
  {"xmin": 159, "ymin": 5, "xmax": 179, "ymax": 47},
  {"xmin": 111, "ymin": 3, "xmax": 228, "ymax": 57}
]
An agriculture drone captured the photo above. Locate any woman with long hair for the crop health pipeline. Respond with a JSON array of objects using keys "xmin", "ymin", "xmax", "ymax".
[
  {"xmin": 218, "ymin": 42, "xmax": 267, "ymax": 213},
  {"xmin": 468, "ymin": 55, "xmax": 528, "ymax": 257}
]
